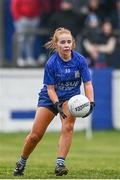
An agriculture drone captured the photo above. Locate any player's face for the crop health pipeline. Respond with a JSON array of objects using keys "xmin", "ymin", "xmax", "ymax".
[{"xmin": 56, "ymin": 33, "xmax": 73, "ymax": 60}]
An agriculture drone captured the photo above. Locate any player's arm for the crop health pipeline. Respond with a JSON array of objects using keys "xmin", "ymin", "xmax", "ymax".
[
  {"xmin": 47, "ymin": 85, "xmax": 67, "ymax": 119},
  {"xmin": 47, "ymin": 85, "xmax": 59, "ymax": 103},
  {"xmin": 83, "ymin": 81, "xmax": 95, "ymax": 118},
  {"xmin": 83, "ymin": 81, "xmax": 94, "ymax": 102}
]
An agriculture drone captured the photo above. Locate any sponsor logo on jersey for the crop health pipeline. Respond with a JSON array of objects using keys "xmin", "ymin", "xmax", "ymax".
[{"xmin": 57, "ymin": 80, "xmax": 80, "ymax": 90}]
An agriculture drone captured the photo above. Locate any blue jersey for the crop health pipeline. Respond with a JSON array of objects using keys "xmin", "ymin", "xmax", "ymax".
[{"xmin": 38, "ymin": 50, "xmax": 91, "ymax": 106}]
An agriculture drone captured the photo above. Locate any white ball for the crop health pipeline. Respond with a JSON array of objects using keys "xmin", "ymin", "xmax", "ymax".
[{"xmin": 68, "ymin": 94, "xmax": 90, "ymax": 117}]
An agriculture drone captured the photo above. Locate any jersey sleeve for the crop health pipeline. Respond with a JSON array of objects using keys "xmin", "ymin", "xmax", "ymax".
[
  {"xmin": 43, "ymin": 62, "xmax": 55, "ymax": 85},
  {"xmin": 80, "ymin": 57, "xmax": 91, "ymax": 83}
]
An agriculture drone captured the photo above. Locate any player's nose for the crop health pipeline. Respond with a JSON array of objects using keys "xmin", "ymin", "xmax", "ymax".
[{"xmin": 64, "ymin": 42, "xmax": 69, "ymax": 47}]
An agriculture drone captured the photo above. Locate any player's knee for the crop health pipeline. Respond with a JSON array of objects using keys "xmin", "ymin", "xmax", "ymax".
[
  {"xmin": 64, "ymin": 123, "xmax": 74, "ymax": 134},
  {"xmin": 28, "ymin": 133, "xmax": 41, "ymax": 144}
]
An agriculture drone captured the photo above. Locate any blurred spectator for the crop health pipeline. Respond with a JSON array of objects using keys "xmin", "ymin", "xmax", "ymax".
[
  {"xmin": 95, "ymin": 19, "xmax": 116, "ymax": 68},
  {"xmin": 108, "ymin": 37, "xmax": 120, "ymax": 69},
  {"xmin": 110, "ymin": 0, "xmax": 120, "ymax": 33},
  {"xmin": 40, "ymin": 0, "xmax": 62, "ymax": 26},
  {"xmin": 62, "ymin": 0, "xmax": 89, "ymax": 15},
  {"xmin": 79, "ymin": 0, "xmax": 106, "ymax": 25},
  {"xmin": 11, "ymin": 0, "xmax": 41, "ymax": 67},
  {"xmin": 37, "ymin": 0, "xmax": 62, "ymax": 66},
  {"xmin": 47, "ymin": 0, "xmax": 81, "ymax": 37},
  {"xmin": 88, "ymin": 0, "xmax": 106, "ymax": 22},
  {"xmin": 81, "ymin": 13, "xmax": 101, "ymax": 67},
  {"xmin": 98, "ymin": 18, "xmax": 120, "ymax": 68},
  {"xmin": 81, "ymin": 17, "xmax": 117, "ymax": 68}
]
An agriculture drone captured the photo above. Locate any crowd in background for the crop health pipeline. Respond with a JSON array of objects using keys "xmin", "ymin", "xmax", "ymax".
[{"xmin": 3, "ymin": 0, "xmax": 120, "ymax": 68}]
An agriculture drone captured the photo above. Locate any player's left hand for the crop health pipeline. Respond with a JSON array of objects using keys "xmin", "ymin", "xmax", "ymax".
[{"xmin": 82, "ymin": 102, "xmax": 95, "ymax": 118}]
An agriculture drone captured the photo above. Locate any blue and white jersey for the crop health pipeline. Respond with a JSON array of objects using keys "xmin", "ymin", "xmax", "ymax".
[{"xmin": 38, "ymin": 50, "xmax": 91, "ymax": 106}]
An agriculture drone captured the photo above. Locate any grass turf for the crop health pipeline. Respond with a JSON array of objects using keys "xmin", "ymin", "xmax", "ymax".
[{"xmin": 0, "ymin": 130, "xmax": 120, "ymax": 179}]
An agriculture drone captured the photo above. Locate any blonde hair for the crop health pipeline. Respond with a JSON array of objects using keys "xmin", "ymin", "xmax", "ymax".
[{"xmin": 44, "ymin": 27, "xmax": 76, "ymax": 50}]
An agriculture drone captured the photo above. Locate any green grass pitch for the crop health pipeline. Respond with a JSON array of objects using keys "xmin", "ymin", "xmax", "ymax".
[{"xmin": 0, "ymin": 130, "xmax": 120, "ymax": 179}]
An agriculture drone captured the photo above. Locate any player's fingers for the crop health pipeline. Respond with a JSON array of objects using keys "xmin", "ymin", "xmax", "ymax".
[{"xmin": 60, "ymin": 112, "xmax": 67, "ymax": 119}]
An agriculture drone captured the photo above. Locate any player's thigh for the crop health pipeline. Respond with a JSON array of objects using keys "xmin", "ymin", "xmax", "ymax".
[{"xmin": 31, "ymin": 107, "xmax": 55, "ymax": 135}]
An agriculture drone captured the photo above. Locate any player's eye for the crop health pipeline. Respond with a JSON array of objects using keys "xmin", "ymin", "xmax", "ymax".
[
  {"xmin": 60, "ymin": 40, "xmax": 72, "ymax": 44},
  {"xmin": 60, "ymin": 40, "xmax": 66, "ymax": 44},
  {"xmin": 67, "ymin": 40, "xmax": 72, "ymax": 44}
]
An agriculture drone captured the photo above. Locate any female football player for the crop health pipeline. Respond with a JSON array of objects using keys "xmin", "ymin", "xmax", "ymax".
[{"xmin": 13, "ymin": 27, "xmax": 95, "ymax": 176}]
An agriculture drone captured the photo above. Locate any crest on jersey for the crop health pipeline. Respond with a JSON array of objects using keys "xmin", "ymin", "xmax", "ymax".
[{"xmin": 75, "ymin": 70, "xmax": 80, "ymax": 78}]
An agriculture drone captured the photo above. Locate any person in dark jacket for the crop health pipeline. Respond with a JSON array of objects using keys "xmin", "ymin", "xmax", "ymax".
[{"xmin": 47, "ymin": 0, "xmax": 82, "ymax": 38}]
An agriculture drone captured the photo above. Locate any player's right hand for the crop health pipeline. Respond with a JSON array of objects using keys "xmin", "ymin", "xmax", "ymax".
[{"xmin": 54, "ymin": 102, "xmax": 67, "ymax": 119}]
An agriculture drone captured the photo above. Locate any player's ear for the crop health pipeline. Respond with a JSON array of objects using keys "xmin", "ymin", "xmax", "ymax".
[
  {"xmin": 54, "ymin": 43, "xmax": 58, "ymax": 49},
  {"xmin": 72, "ymin": 39, "xmax": 76, "ymax": 49}
]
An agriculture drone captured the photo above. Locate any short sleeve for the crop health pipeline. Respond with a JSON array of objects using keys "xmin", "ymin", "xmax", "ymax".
[
  {"xmin": 43, "ymin": 63, "xmax": 55, "ymax": 85},
  {"xmin": 80, "ymin": 57, "xmax": 91, "ymax": 83}
]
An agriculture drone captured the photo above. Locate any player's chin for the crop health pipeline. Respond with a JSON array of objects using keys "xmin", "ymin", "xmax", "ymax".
[{"xmin": 63, "ymin": 50, "xmax": 71, "ymax": 55}]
